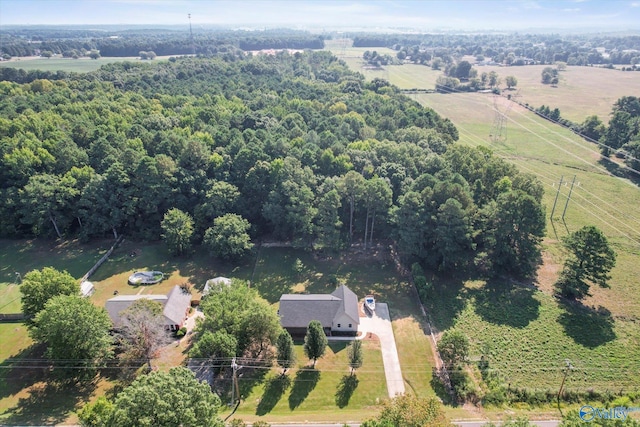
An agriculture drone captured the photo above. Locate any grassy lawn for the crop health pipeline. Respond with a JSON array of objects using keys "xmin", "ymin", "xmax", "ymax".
[
  {"xmin": 225, "ymin": 340, "xmax": 386, "ymax": 423},
  {"xmin": 0, "ymin": 284, "xmax": 21, "ymax": 314}
]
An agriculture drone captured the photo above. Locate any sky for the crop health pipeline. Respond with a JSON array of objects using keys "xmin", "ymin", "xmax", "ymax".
[{"xmin": 1, "ymin": 0, "xmax": 639, "ymax": 31}]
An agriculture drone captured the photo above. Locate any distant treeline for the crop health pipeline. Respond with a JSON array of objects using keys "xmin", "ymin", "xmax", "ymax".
[
  {"xmin": 352, "ymin": 33, "xmax": 640, "ymax": 66},
  {"xmin": 0, "ymin": 28, "xmax": 326, "ymax": 57}
]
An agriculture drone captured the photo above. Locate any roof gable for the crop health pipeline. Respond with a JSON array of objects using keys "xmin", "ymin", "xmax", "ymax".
[
  {"xmin": 105, "ymin": 286, "xmax": 190, "ymax": 327},
  {"xmin": 278, "ymin": 285, "xmax": 359, "ymax": 330}
]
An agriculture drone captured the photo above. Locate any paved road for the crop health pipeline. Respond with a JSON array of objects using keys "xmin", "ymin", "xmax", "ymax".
[
  {"xmin": 454, "ymin": 421, "xmax": 560, "ymax": 427},
  {"xmin": 269, "ymin": 422, "xmax": 560, "ymax": 427},
  {"xmin": 358, "ymin": 303, "xmax": 405, "ymax": 398}
]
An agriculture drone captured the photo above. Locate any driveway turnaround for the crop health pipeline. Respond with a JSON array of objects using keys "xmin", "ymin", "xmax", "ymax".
[{"xmin": 359, "ymin": 303, "xmax": 405, "ymax": 397}]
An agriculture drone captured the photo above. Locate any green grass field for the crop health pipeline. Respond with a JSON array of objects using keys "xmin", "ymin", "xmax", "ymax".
[
  {"xmin": 0, "ymin": 56, "xmax": 170, "ymax": 73},
  {"xmin": 410, "ymin": 93, "xmax": 640, "ymax": 393},
  {"xmin": 225, "ymin": 340, "xmax": 387, "ymax": 423}
]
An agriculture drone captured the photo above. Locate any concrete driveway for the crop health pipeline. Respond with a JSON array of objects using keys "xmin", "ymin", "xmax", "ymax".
[{"xmin": 358, "ymin": 303, "xmax": 405, "ymax": 397}]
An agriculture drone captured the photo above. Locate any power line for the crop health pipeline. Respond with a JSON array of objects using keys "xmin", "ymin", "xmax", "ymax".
[{"xmin": 414, "ymin": 92, "xmax": 640, "ymax": 248}]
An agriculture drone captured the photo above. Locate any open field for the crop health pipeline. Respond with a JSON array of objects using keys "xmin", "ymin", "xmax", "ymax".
[
  {"xmin": 325, "ymin": 39, "xmax": 640, "ymax": 123},
  {"xmin": 410, "ymin": 92, "xmax": 640, "ymax": 392},
  {"xmin": 474, "ymin": 64, "xmax": 640, "ymax": 124},
  {"xmin": 335, "ymin": 48, "xmax": 640, "ymax": 402},
  {"xmin": 0, "ymin": 56, "xmax": 171, "ymax": 73},
  {"xmin": 0, "ymin": 240, "xmax": 440, "ymax": 424}
]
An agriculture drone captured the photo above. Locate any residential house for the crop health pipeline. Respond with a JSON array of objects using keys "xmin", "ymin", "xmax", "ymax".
[
  {"xmin": 278, "ymin": 284, "xmax": 360, "ymax": 336},
  {"xmin": 105, "ymin": 285, "xmax": 191, "ymax": 331}
]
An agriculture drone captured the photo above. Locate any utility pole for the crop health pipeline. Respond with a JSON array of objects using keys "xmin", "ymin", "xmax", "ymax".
[
  {"xmin": 557, "ymin": 359, "xmax": 573, "ymax": 410},
  {"xmin": 229, "ymin": 357, "xmax": 242, "ymax": 407},
  {"xmin": 561, "ymin": 175, "xmax": 576, "ymax": 221},
  {"xmin": 550, "ymin": 175, "xmax": 564, "ymax": 219}
]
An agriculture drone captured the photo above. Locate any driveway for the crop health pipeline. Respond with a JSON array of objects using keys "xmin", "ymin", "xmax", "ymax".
[{"xmin": 358, "ymin": 303, "xmax": 405, "ymax": 397}]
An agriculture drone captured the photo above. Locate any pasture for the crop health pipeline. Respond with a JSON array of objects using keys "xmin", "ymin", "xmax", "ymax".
[
  {"xmin": 333, "ymin": 44, "xmax": 640, "ymax": 403},
  {"xmin": 474, "ymin": 64, "xmax": 640, "ymax": 124},
  {"xmin": 411, "ymin": 93, "xmax": 640, "ymax": 392},
  {"xmin": 326, "ymin": 39, "xmax": 640, "ymax": 123},
  {"xmin": 0, "ymin": 56, "xmax": 170, "ymax": 73}
]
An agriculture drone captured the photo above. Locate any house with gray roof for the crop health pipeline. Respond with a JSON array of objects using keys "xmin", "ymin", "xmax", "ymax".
[
  {"xmin": 278, "ymin": 285, "xmax": 360, "ymax": 336},
  {"xmin": 105, "ymin": 285, "xmax": 191, "ymax": 331}
]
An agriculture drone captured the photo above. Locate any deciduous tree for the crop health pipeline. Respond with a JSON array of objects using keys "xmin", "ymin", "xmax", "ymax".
[
  {"xmin": 116, "ymin": 299, "xmax": 172, "ymax": 372},
  {"xmin": 347, "ymin": 339, "xmax": 363, "ymax": 375},
  {"xmin": 203, "ymin": 213, "xmax": 253, "ymax": 260},
  {"xmin": 196, "ymin": 282, "xmax": 280, "ymax": 358},
  {"xmin": 303, "ymin": 320, "xmax": 327, "ymax": 368},
  {"xmin": 30, "ymin": 295, "xmax": 112, "ymax": 375},
  {"xmin": 555, "ymin": 226, "xmax": 616, "ymax": 300},
  {"xmin": 276, "ymin": 329, "xmax": 296, "ymax": 375},
  {"xmin": 362, "ymin": 394, "xmax": 450, "ymax": 427},
  {"xmin": 437, "ymin": 330, "xmax": 469, "ymax": 369},
  {"xmin": 107, "ymin": 367, "xmax": 224, "ymax": 427},
  {"xmin": 20, "ymin": 267, "xmax": 79, "ymax": 321},
  {"xmin": 161, "ymin": 208, "xmax": 194, "ymax": 256}
]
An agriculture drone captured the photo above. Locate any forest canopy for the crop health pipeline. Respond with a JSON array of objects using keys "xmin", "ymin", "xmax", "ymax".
[{"xmin": 0, "ymin": 50, "xmax": 545, "ymax": 277}]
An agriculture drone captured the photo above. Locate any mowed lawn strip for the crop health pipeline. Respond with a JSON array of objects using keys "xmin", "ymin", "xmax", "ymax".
[{"xmin": 227, "ymin": 340, "xmax": 386, "ymax": 423}]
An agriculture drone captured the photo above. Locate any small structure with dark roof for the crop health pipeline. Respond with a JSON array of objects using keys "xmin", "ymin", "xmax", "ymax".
[
  {"xmin": 278, "ymin": 285, "xmax": 360, "ymax": 336},
  {"xmin": 105, "ymin": 285, "xmax": 191, "ymax": 331}
]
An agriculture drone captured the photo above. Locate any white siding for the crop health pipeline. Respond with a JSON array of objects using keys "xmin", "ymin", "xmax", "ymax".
[{"xmin": 332, "ymin": 313, "xmax": 358, "ymax": 332}]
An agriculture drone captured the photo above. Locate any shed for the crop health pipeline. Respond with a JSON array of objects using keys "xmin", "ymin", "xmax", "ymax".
[{"xmin": 80, "ymin": 281, "xmax": 95, "ymax": 297}]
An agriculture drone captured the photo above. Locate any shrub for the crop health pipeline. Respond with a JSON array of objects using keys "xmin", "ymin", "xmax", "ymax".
[{"xmin": 175, "ymin": 327, "xmax": 187, "ymax": 338}]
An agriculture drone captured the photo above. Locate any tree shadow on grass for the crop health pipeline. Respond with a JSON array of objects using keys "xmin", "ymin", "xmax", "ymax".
[
  {"xmin": 255, "ymin": 375, "xmax": 291, "ymax": 416},
  {"xmin": 237, "ymin": 366, "xmax": 268, "ymax": 402},
  {"xmin": 335, "ymin": 374, "xmax": 359, "ymax": 408},
  {"xmin": 0, "ymin": 343, "xmax": 49, "ymax": 400},
  {"xmin": 471, "ymin": 280, "xmax": 541, "ymax": 328},
  {"xmin": 288, "ymin": 368, "xmax": 320, "ymax": 410},
  {"xmin": 422, "ymin": 278, "xmax": 466, "ymax": 331},
  {"xmin": 2, "ymin": 378, "xmax": 97, "ymax": 426},
  {"xmin": 558, "ymin": 301, "xmax": 616, "ymax": 348},
  {"xmin": 598, "ymin": 157, "xmax": 640, "ymax": 186}
]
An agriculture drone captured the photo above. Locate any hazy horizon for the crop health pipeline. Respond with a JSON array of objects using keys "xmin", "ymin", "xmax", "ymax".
[{"xmin": 1, "ymin": 0, "xmax": 639, "ymax": 32}]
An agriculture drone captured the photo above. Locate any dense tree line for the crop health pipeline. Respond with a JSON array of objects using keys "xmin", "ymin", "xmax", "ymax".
[
  {"xmin": 353, "ymin": 33, "xmax": 640, "ymax": 66},
  {"xmin": 0, "ymin": 50, "xmax": 545, "ymax": 277},
  {"xmin": 0, "ymin": 28, "xmax": 325, "ymax": 58}
]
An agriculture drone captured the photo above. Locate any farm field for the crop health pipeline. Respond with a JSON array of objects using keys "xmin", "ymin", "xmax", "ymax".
[
  {"xmin": 0, "ymin": 240, "xmax": 440, "ymax": 424},
  {"xmin": 326, "ymin": 39, "xmax": 640, "ymax": 123},
  {"xmin": 335, "ymin": 48, "xmax": 640, "ymax": 401},
  {"xmin": 411, "ymin": 93, "xmax": 640, "ymax": 392},
  {"xmin": 0, "ymin": 55, "xmax": 171, "ymax": 73},
  {"xmin": 474, "ymin": 64, "xmax": 640, "ymax": 124}
]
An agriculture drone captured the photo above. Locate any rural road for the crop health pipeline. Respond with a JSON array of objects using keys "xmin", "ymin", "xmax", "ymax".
[
  {"xmin": 267, "ymin": 421, "xmax": 560, "ymax": 427},
  {"xmin": 358, "ymin": 302, "xmax": 405, "ymax": 398}
]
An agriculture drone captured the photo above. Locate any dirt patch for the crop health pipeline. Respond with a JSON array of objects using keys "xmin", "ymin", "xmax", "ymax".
[{"xmin": 536, "ymin": 251, "xmax": 562, "ymax": 295}]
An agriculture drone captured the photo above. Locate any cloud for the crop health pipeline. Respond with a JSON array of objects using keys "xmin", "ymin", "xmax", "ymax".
[
  {"xmin": 631, "ymin": 1, "xmax": 640, "ymax": 7},
  {"xmin": 562, "ymin": 8, "xmax": 580, "ymax": 12}
]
